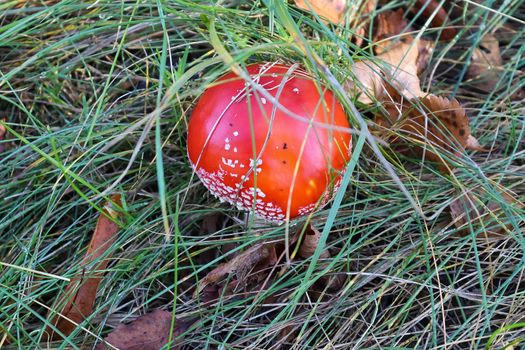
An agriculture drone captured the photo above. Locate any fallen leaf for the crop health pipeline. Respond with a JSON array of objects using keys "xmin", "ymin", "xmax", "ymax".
[
  {"xmin": 345, "ymin": 59, "xmax": 386, "ymax": 104},
  {"xmin": 196, "ymin": 241, "xmax": 278, "ymax": 296},
  {"xmin": 373, "ymin": 9, "xmax": 410, "ymax": 54},
  {"xmin": 450, "ymin": 189, "xmax": 524, "ymax": 238},
  {"xmin": 45, "ymin": 194, "xmax": 123, "ymax": 340},
  {"xmin": 200, "ymin": 283, "xmax": 222, "ymax": 304},
  {"xmin": 347, "ymin": 39, "xmax": 433, "ymax": 104},
  {"xmin": 195, "ymin": 231, "xmax": 306, "ymax": 303},
  {"xmin": 378, "ymin": 40, "xmax": 426, "ymax": 99},
  {"xmin": 416, "ymin": 40, "xmax": 434, "ymax": 75},
  {"xmin": 95, "ymin": 310, "xmax": 195, "ymax": 350},
  {"xmin": 298, "ymin": 224, "xmax": 330, "ymax": 259},
  {"xmin": 376, "ymin": 93, "xmax": 479, "ymax": 172},
  {"xmin": 410, "ymin": 0, "xmax": 456, "ymax": 40},
  {"xmin": 347, "ymin": 26, "xmax": 482, "ymax": 172},
  {"xmin": 294, "ymin": 0, "xmax": 346, "ymax": 24},
  {"xmin": 467, "ymin": 34, "xmax": 503, "ymax": 92}
]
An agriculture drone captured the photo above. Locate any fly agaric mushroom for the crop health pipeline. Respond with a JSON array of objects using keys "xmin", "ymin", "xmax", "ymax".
[{"xmin": 187, "ymin": 62, "xmax": 351, "ymax": 224}]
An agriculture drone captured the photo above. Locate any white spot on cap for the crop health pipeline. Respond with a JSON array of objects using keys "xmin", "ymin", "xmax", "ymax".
[
  {"xmin": 249, "ymin": 187, "xmax": 266, "ymax": 198},
  {"xmin": 225, "ymin": 144, "xmax": 231, "ymax": 151},
  {"xmin": 261, "ymin": 97, "xmax": 267, "ymax": 104},
  {"xmin": 222, "ymin": 157, "xmax": 239, "ymax": 168},
  {"xmin": 293, "ymin": 88, "xmax": 299, "ymax": 94},
  {"xmin": 249, "ymin": 158, "xmax": 263, "ymax": 167},
  {"xmin": 298, "ymin": 203, "xmax": 316, "ymax": 216},
  {"xmin": 233, "ymin": 147, "xmax": 238, "ymax": 153},
  {"xmin": 195, "ymin": 168, "xmax": 286, "ymax": 224},
  {"xmin": 233, "ymin": 131, "xmax": 239, "ymax": 137}
]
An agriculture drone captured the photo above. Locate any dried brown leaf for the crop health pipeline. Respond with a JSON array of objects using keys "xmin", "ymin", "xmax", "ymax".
[
  {"xmin": 196, "ymin": 242, "xmax": 278, "ymax": 296},
  {"xmin": 294, "ymin": 0, "xmax": 346, "ymax": 24},
  {"xmin": 347, "ymin": 40, "xmax": 433, "ymax": 104},
  {"xmin": 410, "ymin": 0, "xmax": 456, "ymax": 40},
  {"xmin": 346, "ymin": 59, "xmax": 386, "ymax": 104},
  {"xmin": 298, "ymin": 224, "xmax": 330, "ymax": 259},
  {"xmin": 416, "ymin": 40, "xmax": 434, "ymax": 75},
  {"xmin": 467, "ymin": 34, "xmax": 503, "ymax": 92},
  {"xmin": 45, "ymin": 194, "xmax": 123, "ymax": 340},
  {"xmin": 376, "ymin": 94, "xmax": 479, "ymax": 172},
  {"xmin": 378, "ymin": 41, "xmax": 428, "ymax": 100},
  {"xmin": 373, "ymin": 9, "xmax": 409, "ymax": 54},
  {"xmin": 450, "ymin": 189, "xmax": 524, "ymax": 238},
  {"xmin": 95, "ymin": 310, "xmax": 195, "ymax": 350}
]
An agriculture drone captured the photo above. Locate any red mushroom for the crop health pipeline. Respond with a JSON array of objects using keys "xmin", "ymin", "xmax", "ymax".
[{"xmin": 187, "ymin": 62, "xmax": 352, "ymax": 223}]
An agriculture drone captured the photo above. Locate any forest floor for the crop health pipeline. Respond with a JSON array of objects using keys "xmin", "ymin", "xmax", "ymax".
[{"xmin": 1, "ymin": 1, "xmax": 524, "ymax": 349}]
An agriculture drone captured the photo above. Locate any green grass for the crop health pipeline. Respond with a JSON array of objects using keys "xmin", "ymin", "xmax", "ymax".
[{"xmin": 1, "ymin": 0, "xmax": 524, "ymax": 349}]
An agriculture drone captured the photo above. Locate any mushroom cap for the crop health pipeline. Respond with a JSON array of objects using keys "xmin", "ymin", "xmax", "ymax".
[{"xmin": 187, "ymin": 62, "xmax": 352, "ymax": 223}]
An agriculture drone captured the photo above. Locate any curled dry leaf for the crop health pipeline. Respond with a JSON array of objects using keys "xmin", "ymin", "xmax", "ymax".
[
  {"xmin": 95, "ymin": 310, "xmax": 195, "ymax": 350},
  {"xmin": 467, "ymin": 34, "xmax": 503, "ymax": 92},
  {"xmin": 298, "ymin": 223, "xmax": 330, "ymax": 259},
  {"xmin": 375, "ymin": 93, "xmax": 480, "ymax": 172},
  {"xmin": 450, "ymin": 189, "xmax": 524, "ymax": 238},
  {"xmin": 347, "ymin": 39, "xmax": 433, "ymax": 104},
  {"xmin": 294, "ymin": 0, "xmax": 346, "ymax": 24},
  {"xmin": 196, "ymin": 242, "xmax": 278, "ymax": 296},
  {"xmin": 45, "ymin": 195, "xmax": 123, "ymax": 340}
]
